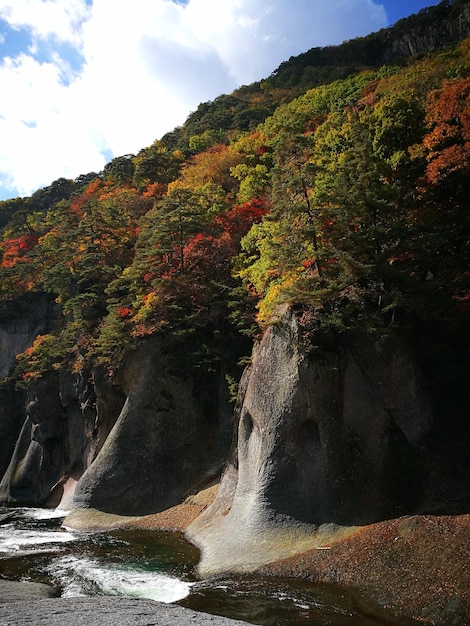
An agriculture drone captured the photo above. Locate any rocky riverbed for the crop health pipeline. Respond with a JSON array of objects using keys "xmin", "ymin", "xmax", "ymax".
[{"xmin": 63, "ymin": 500, "xmax": 470, "ymax": 626}]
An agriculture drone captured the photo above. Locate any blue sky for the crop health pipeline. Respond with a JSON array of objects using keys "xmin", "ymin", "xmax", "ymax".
[
  {"xmin": 383, "ymin": 0, "xmax": 440, "ymax": 25},
  {"xmin": 0, "ymin": 0, "xmax": 440, "ymax": 201}
]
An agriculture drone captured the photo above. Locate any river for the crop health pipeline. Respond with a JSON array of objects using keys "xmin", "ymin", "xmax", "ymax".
[{"xmin": 0, "ymin": 507, "xmax": 419, "ymax": 625}]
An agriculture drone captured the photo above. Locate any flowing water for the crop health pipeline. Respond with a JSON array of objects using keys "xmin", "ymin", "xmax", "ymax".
[{"xmin": 0, "ymin": 508, "xmax": 418, "ymax": 625}]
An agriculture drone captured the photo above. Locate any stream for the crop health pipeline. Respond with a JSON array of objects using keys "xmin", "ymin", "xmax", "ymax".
[{"xmin": 0, "ymin": 507, "xmax": 419, "ymax": 625}]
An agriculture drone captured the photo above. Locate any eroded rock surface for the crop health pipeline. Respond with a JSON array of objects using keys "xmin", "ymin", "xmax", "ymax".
[
  {"xmin": 0, "ymin": 366, "xmax": 125, "ymax": 507},
  {"xmin": 0, "ymin": 293, "xmax": 125, "ymax": 508},
  {"xmin": 187, "ymin": 308, "xmax": 468, "ymax": 575},
  {"xmin": 72, "ymin": 337, "xmax": 232, "ymax": 515},
  {"xmin": 0, "ymin": 587, "xmax": 252, "ymax": 626}
]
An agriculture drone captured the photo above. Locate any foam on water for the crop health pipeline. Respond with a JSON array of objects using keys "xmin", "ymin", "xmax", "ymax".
[
  {"xmin": 0, "ymin": 527, "xmax": 77, "ymax": 553},
  {"xmin": 24, "ymin": 507, "xmax": 71, "ymax": 520},
  {"xmin": 48, "ymin": 554, "xmax": 192, "ymax": 603},
  {"xmin": 0, "ymin": 507, "xmax": 79, "ymax": 556}
]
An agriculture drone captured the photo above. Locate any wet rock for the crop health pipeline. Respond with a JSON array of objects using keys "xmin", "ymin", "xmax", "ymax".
[{"xmin": 0, "ymin": 579, "xmax": 58, "ymax": 601}]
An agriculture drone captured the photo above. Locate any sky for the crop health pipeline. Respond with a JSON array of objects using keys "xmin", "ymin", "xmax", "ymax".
[{"xmin": 0, "ymin": 0, "xmax": 441, "ymax": 201}]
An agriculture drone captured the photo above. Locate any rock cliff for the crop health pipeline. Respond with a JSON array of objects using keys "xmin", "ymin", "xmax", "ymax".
[
  {"xmin": 380, "ymin": 0, "xmax": 470, "ymax": 64},
  {"xmin": 0, "ymin": 294, "xmax": 58, "ymax": 479},
  {"xmin": 71, "ymin": 337, "xmax": 233, "ymax": 515},
  {"xmin": 269, "ymin": 0, "xmax": 470, "ymax": 91},
  {"xmin": 1, "ymin": 295, "xmax": 469, "ymax": 622},
  {"xmin": 0, "ymin": 360, "xmax": 124, "ymax": 507},
  {"xmin": 0, "ymin": 292, "xmax": 125, "ymax": 507},
  {"xmin": 0, "ymin": 298, "xmax": 233, "ymax": 510},
  {"xmin": 1, "ymin": 300, "xmax": 468, "ymax": 535},
  {"xmin": 186, "ymin": 308, "xmax": 470, "ymax": 574}
]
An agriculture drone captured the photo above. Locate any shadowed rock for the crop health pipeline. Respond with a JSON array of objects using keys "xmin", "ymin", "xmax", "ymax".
[
  {"xmin": 187, "ymin": 307, "xmax": 465, "ymax": 575},
  {"xmin": 72, "ymin": 337, "xmax": 231, "ymax": 516}
]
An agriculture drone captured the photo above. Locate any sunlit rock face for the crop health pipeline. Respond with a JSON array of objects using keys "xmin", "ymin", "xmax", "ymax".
[
  {"xmin": 381, "ymin": 2, "xmax": 470, "ymax": 64},
  {"xmin": 187, "ymin": 307, "xmax": 466, "ymax": 575},
  {"xmin": 72, "ymin": 336, "xmax": 232, "ymax": 516}
]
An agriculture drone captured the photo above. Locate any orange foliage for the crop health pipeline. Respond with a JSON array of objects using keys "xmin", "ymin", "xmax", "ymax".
[
  {"xmin": 171, "ymin": 144, "xmax": 243, "ymax": 192},
  {"xmin": 70, "ymin": 179, "xmax": 104, "ymax": 216},
  {"xmin": 424, "ymin": 77, "xmax": 470, "ymax": 184},
  {"xmin": 142, "ymin": 182, "xmax": 167, "ymax": 198}
]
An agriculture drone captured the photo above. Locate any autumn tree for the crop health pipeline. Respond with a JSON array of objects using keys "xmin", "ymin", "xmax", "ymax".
[{"xmin": 133, "ymin": 141, "xmax": 184, "ymax": 191}]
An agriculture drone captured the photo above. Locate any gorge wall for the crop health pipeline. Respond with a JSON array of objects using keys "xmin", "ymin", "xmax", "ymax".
[
  {"xmin": 0, "ymin": 300, "xmax": 234, "ymax": 512},
  {"xmin": 186, "ymin": 308, "xmax": 470, "ymax": 573},
  {"xmin": 71, "ymin": 336, "xmax": 234, "ymax": 516},
  {"xmin": 380, "ymin": 0, "xmax": 470, "ymax": 63},
  {"xmin": 1, "ymin": 300, "xmax": 468, "ymax": 540},
  {"xmin": 0, "ymin": 294, "xmax": 61, "ymax": 498}
]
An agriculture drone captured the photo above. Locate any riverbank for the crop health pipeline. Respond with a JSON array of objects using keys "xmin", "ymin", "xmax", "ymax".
[
  {"xmin": 62, "ymin": 490, "xmax": 470, "ymax": 625},
  {"xmin": 0, "ymin": 581, "xmax": 253, "ymax": 626},
  {"xmin": 257, "ymin": 513, "xmax": 470, "ymax": 625},
  {"xmin": 63, "ymin": 482, "xmax": 219, "ymax": 532}
]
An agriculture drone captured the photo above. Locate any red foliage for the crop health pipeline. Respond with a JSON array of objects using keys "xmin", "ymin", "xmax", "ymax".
[
  {"xmin": 132, "ymin": 195, "xmax": 269, "ymax": 331},
  {"xmin": 142, "ymin": 182, "xmax": 167, "ymax": 198},
  {"xmin": 215, "ymin": 196, "xmax": 269, "ymax": 238},
  {"xmin": 117, "ymin": 306, "xmax": 132, "ymax": 318},
  {"xmin": 70, "ymin": 179, "xmax": 103, "ymax": 216},
  {"xmin": 1, "ymin": 234, "xmax": 39, "ymax": 269}
]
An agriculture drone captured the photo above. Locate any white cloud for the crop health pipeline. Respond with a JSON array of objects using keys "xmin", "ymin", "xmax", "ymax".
[
  {"xmin": 0, "ymin": 0, "xmax": 388, "ymax": 199},
  {"xmin": 0, "ymin": 0, "xmax": 90, "ymax": 46}
]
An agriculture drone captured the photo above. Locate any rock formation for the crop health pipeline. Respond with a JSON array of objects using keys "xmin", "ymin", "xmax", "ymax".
[
  {"xmin": 0, "ymin": 298, "xmax": 233, "ymax": 511},
  {"xmin": 1, "ymin": 298, "xmax": 468, "ymax": 542},
  {"xmin": 0, "ymin": 293, "xmax": 125, "ymax": 507},
  {"xmin": 186, "ymin": 307, "xmax": 469, "ymax": 574},
  {"xmin": 71, "ymin": 336, "xmax": 233, "ymax": 515},
  {"xmin": 380, "ymin": 0, "xmax": 470, "ymax": 64},
  {"xmin": 0, "ymin": 361, "xmax": 124, "ymax": 508},
  {"xmin": 0, "ymin": 294, "xmax": 58, "ymax": 479}
]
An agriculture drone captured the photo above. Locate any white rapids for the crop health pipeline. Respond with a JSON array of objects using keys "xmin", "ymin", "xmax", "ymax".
[
  {"xmin": 47, "ymin": 554, "xmax": 192, "ymax": 602},
  {"xmin": 0, "ymin": 507, "xmax": 192, "ymax": 603},
  {"xmin": 0, "ymin": 508, "xmax": 76, "ymax": 554}
]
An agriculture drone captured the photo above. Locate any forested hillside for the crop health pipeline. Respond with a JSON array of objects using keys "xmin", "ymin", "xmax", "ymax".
[{"xmin": 0, "ymin": 0, "xmax": 469, "ymax": 394}]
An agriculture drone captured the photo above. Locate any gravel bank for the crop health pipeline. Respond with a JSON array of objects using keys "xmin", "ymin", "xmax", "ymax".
[{"xmin": 257, "ymin": 514, "xmax": 470, "ymax": 625}]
